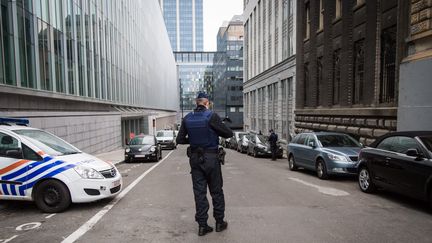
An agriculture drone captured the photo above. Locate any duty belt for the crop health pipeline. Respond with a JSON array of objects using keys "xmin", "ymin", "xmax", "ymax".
[{"xmin": 190, "ymin": 147, "xmax": 219, "ymax": 154}]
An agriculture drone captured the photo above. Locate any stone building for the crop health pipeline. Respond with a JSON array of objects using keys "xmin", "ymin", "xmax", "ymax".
[
  {"xmin": 243, "ymin": 0, "xmax": 297, "ymax": 140},
  {"xmin": 295, "ymin": 0, "xmax": 410, "ymax": 144}
]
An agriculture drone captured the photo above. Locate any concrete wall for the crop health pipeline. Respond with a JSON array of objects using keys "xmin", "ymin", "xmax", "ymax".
[
  {"xmin": 28, "ymin": 113, "xmax": 121, "ymax": 155},
  {"xmin": 398, "ymin": 57, "xmax": 432, "ymax": 131}
]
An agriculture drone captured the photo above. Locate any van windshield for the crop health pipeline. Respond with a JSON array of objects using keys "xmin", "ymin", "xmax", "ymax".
[
  {"xmin": 14, "ymin": 129, "xmax": 80, "ymax": 156},
  {"xmin": 156, "ymin": 131, "xmax": 173, "ymax": 138}
]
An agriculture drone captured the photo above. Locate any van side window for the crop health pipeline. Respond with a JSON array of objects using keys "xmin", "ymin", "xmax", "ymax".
[
  {"xmin": 0, "ymin": 132, "xmax": 19, "ymax": 157},
  {"xmin": 22, "ymin": 144, "xmax": 42, "ymax": 161}
]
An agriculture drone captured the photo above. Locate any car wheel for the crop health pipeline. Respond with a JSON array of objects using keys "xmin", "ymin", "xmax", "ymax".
[
  {"xmin": 316, "ymin": 159, "xmax": 329, "ymax": 180},
  {"xmin": 288, "ymin": 155, "xmax": 298, "ymax": 171},
  {"xmin": 34, "ymin": 180, "xmax": 71, "ymax": 213},
  {"xmin": 358, "ymin": 166, "xmax": 376, "ymax": 193}
]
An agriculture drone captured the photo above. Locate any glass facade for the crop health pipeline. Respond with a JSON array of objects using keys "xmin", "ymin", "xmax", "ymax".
[
  {"xmin": 161, "ymin": 0, "xmax": 203, "ymax": 51},
  {"xmin": 175, "ymin": 52, "xmax": 215, "ymax": 111},
  {"xmin": 0, "ymin": 0, "xmax": 178, "ymax": 111}
]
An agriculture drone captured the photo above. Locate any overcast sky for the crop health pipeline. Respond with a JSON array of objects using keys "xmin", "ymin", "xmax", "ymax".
[{"xmin": 203, "ymin": 0, "xmax": 244, "ymax": 51}]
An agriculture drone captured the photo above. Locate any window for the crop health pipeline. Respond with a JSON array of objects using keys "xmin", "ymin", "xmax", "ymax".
[
  {"xmin": 22, "ymin": 144, "xmax": 42, "ymax": 161},
  {"xmin": 380, "ymin": 26, "xmax": 396, "ymax": 104},
  {"xmin": 304, "ymin": 2, "xmax": 310, "ymax": 39},
  {"xmin": 239, "ymin": 107, "xmax": 244, "ymax": 112},
  {"xmin": 296, "ymin": 134, "xmax": 306, "ymax": 145},
  {"xmin": 304, "ymin": 63, "xmax": 309, "ymax": 106},
  {"xmin": 318, "ymin": 0, "xmax": 324, "ymax": 30},
  {"xmin": 230, "ymin": 107, "xmax": 236, "ymax": 112},
  {"xmin": 0, "ymin": 132, "xmax": 19, "ymax": 157},
  {"xmin": 335, "ymin": 0, "xmax": 342, "ymax": 19},
  {"xmin": 377, "ymin": 136, "xmax": 420, "ymax": 154},
  {"xmin": 353, "ymin": 39, "xmax": 365, "ymax": 104},
  {"xmin": 316, "ymin": 57, "xmax": 323, "ymax": 106},
  {"xmin": 332, "ymin": 49, "xmax": 341, "ymax": 105}
]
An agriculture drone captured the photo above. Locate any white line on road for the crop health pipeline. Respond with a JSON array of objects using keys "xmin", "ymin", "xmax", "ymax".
[
  {"xmin": 61, "ymin": 151, "xmax": 175, "ymax": 243},
  {"xmin": 45, "ymin": 214, "xmax": 56, "ymax": 219},
  {"xmin": 289, "ymin": 177, "xmax": 350, "ymax": 196}
]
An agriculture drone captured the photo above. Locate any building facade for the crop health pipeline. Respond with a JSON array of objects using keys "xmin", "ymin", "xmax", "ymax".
[
  {"xmin": 295, "ymin": 0, "xmax": 413, "ymax": 145},
  {"xmin": 175, "ymin": 51, "xmax": 215, "ymax": 117},
  {"xmin": 243, "ymin": 0, "xmax": 297, "ymax": 140},
  {"xmin": 213, "ymin": 15, "xmax": 244, "ymax": 129},
  {"xmin": 160, "ymin": 0, "xmax": 203, "ymax": 51},
  {"xmin": 0, "ymin": 0, "xmax": 179, "ymax": 154},
  {"xmin": 398, "ymin": 0, "xmax": 432, "ymax": 131}
]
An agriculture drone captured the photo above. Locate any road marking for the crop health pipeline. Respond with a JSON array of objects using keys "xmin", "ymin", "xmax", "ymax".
[
  {"xmin": 289, "ymin": 177, "xmax": 350, "ymax": 196},
  {"xmin": 16, "ymin": 222, "xmax": 41, "ymax": 231},
  {"xmin": 0, "ymin": 235, "xmax": 18, "ymax": 243},
  {"xmin": 45, "ymin": 214, "xmax": 56, "ymax": 219},
  {"xmin": 62, "ymin": 151, "xmax": 174, "ymax": 243}
]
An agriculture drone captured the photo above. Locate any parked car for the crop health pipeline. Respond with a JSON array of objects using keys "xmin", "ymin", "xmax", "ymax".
[
  {"xmin": 231, "ymin": 131, "xmax": 248, "ymax": 150},
  {"xmin": 288, "ymin": 132, "xmax": 362, "ymax": 179},
  {"xmin": 357, "ymin": 131, "xmax": 432, "ymax": 206},
  {"xmin": 156, "ymin": 130, "xmax": 177, "ymax": 149},
  {"xmin": 125, "ymin": 135, "xmax": 162, "ymax": 162},
  {"xmin": 220, "ymin": 137, "xmax": 231, "ymax": 148},
  {"xmin": 238, "ymin": 133, "xmax": 251, "ymax": 153},
  {"xmin": 246, "ymin": 133, "xmax": 283, "ymax": 158},
  {"xmin": 0, "ymin": 118, "xmax": 122, "ymax": 213}
]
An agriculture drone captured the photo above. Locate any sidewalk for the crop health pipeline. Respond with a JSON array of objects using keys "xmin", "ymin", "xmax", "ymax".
[{"xmin": 94, "ymin": 149, "xmax": 125, "ymax": 165}]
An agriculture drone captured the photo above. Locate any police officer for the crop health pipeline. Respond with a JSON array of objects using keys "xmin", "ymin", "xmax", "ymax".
[
  {"xmin": 176, "ymin": 91, "xmax": 233, "ymax": 236},
  {"xmin": 268, "ymin": 129, "xmax": 278, "ymax": 161}
]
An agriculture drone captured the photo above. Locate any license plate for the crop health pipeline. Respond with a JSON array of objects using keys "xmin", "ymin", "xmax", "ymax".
[
  {"xmin": 135, "ymin": 155, "xmax": 146, "ymax": 158},
  {"xmin": 112, "ymin": 180, "xmax": 121, "ymax": 187}
]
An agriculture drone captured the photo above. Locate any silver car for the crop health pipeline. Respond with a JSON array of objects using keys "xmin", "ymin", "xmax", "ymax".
[{"xmin": 287, "ymin": 132, "xmax": 362, "ymax": 179}]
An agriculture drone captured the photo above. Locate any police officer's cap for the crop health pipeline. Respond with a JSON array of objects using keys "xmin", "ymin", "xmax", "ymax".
[{"xmin": 196, "ymin": 91, "xmax": 209, "ymax": 100}]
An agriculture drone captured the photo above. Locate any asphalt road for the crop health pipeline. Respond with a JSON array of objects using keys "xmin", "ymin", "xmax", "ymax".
[{"xmin": 1, "ymin": 146, "xmax": 432, "ymax": 243}]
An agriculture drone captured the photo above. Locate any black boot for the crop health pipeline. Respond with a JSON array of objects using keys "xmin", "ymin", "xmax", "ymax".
[
  {"xmin": 198, "ymin": 225, "xmax": 213, "ymax": 236},
  {"xmin": 216, "ymin": 221, "xmax": 228, "ymax": 232}
]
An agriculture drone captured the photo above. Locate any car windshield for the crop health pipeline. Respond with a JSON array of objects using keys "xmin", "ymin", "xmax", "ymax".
[
  {"xmin": 420, "ymin": 136, "xmax": 432, "ymax": 152},
  {"xmin": 156, "ymin": 131, "xmax": 173, "ymax": 138},
  {"xmin": 238, "ymin": 133, "xmax": 247, "ymax": 139},
  {"xmin": 130, "ymin": 136, "xmax": 154, "ymax": 145},
  {"xmin": 317, "ymin": 134, "xmax": 361, "ymax": 147},
  {"xmin": 257, "ymin": 135, "xmax": 267, "ymax": 144},
  {"xmin": 14, "ymin": 129, "xmax": 80, "ymax": 156}
]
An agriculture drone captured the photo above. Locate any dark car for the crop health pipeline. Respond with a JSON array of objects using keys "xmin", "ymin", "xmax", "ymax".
[
  {"xmin": 125, "ymin": 135, "xmax": 162, "ymax": 162},
  {"xmin": 357, "ymin": 131, "xmax": 432, "ymax": 206},
  {"xmin": 156, "ymin": 130, "xmax": 177, "ymax": 149},
  {"xmin": 231, "ymin": 132, "xmax": 248, "ymax": 150},
  {"xmin": 288, "ymin": 132, "xmax": 362, "ymax": 179},
  {"xmin": 246, "ymin": 133, "xmax": 283, "ymax": 158}
]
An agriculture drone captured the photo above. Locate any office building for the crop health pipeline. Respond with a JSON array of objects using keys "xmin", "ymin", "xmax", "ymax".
[
  {"xmin": 160, "ymin": 0, "xmax": 203, "ymax": 51},
  {"xmin": 0, "ymin": 0, "xmax": 179, "ymax": 154},
  {"xmin": 175, "ymin": 52, "xmax": 215, "ymax": 116},
  {"xmin": 213, "ymin": 15, "xmax": 244, "ymax": 129},
  {"xmin": 243, "ymin": 0, "xmax": 297, "ymax": 140}
]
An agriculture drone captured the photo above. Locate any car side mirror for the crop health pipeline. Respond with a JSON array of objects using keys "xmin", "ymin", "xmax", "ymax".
[
  {"xmin": 406, "ymin": 148, "xmax": 423, "ymax": 158},
  {"xmin": 309, "ymin": 141, "xmax": 316, "ymax": 148},
  {"xmin": 6, "ymin": 148, "xmax": 23, "ymax": 159}
]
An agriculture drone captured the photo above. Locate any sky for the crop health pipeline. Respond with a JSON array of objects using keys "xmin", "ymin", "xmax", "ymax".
[{"xmin": 203, "ymin": 0, "xmax": 244, "ymax": 51}]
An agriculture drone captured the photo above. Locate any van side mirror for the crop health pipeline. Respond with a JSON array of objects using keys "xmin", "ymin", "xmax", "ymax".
[{"xmin": 6, "ymin": 148, "xmax": 23, "ymax": 159}]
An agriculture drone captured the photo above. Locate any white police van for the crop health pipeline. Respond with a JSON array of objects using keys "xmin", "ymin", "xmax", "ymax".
[{"xmin": 0, "ymin": 118, "xmax": 122, "ymax": 213}]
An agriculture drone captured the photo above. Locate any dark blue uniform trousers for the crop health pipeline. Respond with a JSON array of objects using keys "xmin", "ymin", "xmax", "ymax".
[{"xmin": 189, "ymin": 152, "xmax": 225, "ymax": 226}]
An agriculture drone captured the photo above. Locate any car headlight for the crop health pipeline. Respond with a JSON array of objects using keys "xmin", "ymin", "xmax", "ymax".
[
  {"xmin": 125, "ymin": 148, "xmax": 130, "ymax": 153},
  {"xmin": 257, "ymin": 144, "xmax": 266, "ymax": 150},
  {"xmin": 150, "ymin": 147, "xmax": 156, "ymax": 152},
  {"xmin": 74, "ymin": 165, "xmax": 104, "ymax": 179},
  {"xmin": 327, "ymin": 153, "xmax": 348, "ymax": 162}
]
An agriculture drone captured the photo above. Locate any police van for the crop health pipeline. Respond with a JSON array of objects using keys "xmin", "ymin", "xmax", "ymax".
[{"xmin": 0, "ymin": 118, "xmax": 122, "ymax": 213}]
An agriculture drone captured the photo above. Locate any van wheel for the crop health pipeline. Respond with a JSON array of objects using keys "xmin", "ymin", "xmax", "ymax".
[
  {"xmin": 358, "ymin": 166, "xmax": 376, "ymax": 193},
  {"xmin": 34, "ymin": 180, "xmax": 71, "ymax": 213},
  {"xmin": 316, "ymin": 159, "xmax": 328, "ymax": 180}
]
